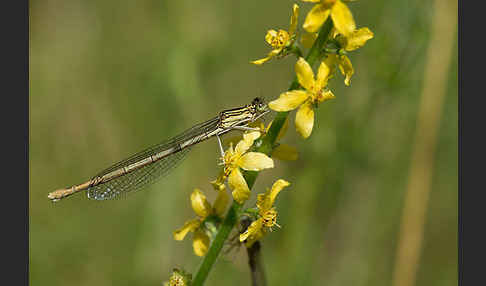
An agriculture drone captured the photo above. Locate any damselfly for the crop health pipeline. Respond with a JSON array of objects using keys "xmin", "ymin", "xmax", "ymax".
[{"xmin": 48, "ymin": 97, "xmax": 269, "ymax": 201}]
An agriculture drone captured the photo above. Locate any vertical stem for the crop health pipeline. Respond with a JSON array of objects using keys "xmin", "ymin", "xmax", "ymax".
[
  {"xmin": 191, "ymin": 18, "xmax": 334, "ymax": 286},
  {"xmin": 192, "ymin": 202, "xmax": 242, "ymax": 285}
]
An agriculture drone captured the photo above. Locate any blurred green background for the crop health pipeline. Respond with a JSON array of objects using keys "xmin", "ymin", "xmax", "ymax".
[{"xmin": 30, "ymin": 0, "xmax": 457, "ymax": 285}]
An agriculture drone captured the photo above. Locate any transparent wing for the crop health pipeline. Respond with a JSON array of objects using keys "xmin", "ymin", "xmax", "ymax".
[
  {"xmin": 86, "ymin": 147, "xmax": 191, "ymax": 200},
  {"xmin": 95, "ymin": 116, "xmax": 219, "ymax": 176},
  {"xmin": 85, "ymin": 116, "xmax": 220, "ymax": 200}
]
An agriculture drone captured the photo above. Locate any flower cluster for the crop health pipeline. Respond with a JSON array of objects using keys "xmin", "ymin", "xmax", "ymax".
[
  {"xmin": 240, "ymin": 179, "xmax": 290, "ymax": 247},
  {"xmin": 251, "ymin": 4, "xmax": 300, "ymax": 65},
  {"xmin": 170, "ymin": 1, "xmax": 373, "ymax": 283},
  {"xmin": 255, "ymin": 0, "xmax": 373, "ymax": 138},
  {"xmin": 269, "ymin": 57, "xmax": 336, "ymax": 138}
]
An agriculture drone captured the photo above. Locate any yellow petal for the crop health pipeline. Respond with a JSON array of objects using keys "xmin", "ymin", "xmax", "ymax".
[
  {"xmin": 316, "ymin": 90, "xmax": 336, "ymax": 103},
  {"xmin": 256, "ymin": 193, "xmax": 267, "ymax": 211},
  {"xmin": 232, "ymin": 187, "xmax": 251, "ymax": 205},
  {"xmin": 234, "ymin": 138, "xmax": 251, "ymax": 156},
  {"xmin": 343, "ymin": 27, "xmax": 374, "ymax": 51},
  {"xmin": 303, "ymin": 3, "xmax": 331, "ymax": 33},
  {"xmin": 244, "ymin": 229, "xmax": 266, "ymax": 247},
  {"xmin": 272, "ymin": 143, "xmax": 298, "ymax": 161},
  {"xmin": 234, "ymin": 131, "xmax": 259, "ymax": 155},
  {"xmin": 267, "ymin": 179, "xmax": 290, "ymax": 207},
  {"xmin": 265, "ymin": 29, "xmax": 278, "ymax": 46},
  {"xmin": 256, "ymin": 179, "xmax": 290, "ymax": 212},
  {"xmin": 251, "ymin": 57, "xmax": 272, "ymax": 66},
  {"xmin": 338, "ymin": 55, "xmax": 354, "ymax": 86},
  {"xmin": 295, "ymin": 102, "xmax": 315, "ymax": 138},
  {"xmin": 331, "ymin": 0, "xmax": 356, "ymax": 37},
  {"xmin": 300, "ymin": 32, "xmax": 318, "ymax": 49},
  {"xmin": 301, "ymin": 0, "xmax": 321, "ymax": 2},
  {"xmin": 193, "ymin": 230, "xmax": 210, "ymax": 257},
  {"xmin": 240, "ymin": 218, "xmax": 264, "ymax": 242},
  {"xmin": 228, "ymin": 168, "xmax": 250, "ymax": 204},
  {"xmin": 316, "ymin": 58, "xmax": 333, "ymax": 90},
  {"xmin": 250, "ymin": 49, "xmax": 281, "ymax": 65},
  {"xmin": 191, "ymin": 189, "xmax": 212, "ymax": 218},
  {"xmin": 213, "ymin": 188, "xmax": 229, "ymax": 217},
  {"xmin": 210, "ymin": 171, "xmax": 227, "ymax": 191},
  {"xmin": 289, "ymin": 4, "xmax": 299, "ymax": 36},
  {"xmin": 276, "ymin": 30, "xmax": 290, "ymax": 48},
  {"xmin": 243, "ymin": 130, "xmax": 261, "ymax": 144},
  {"xmin": 173, "ymin": 219, "xmax": 201, "ymax": 241},
  {"xmin": 238, "ymin": 152, "xmax": 274, "ymax": 171},
  {"xmin": 295, "ymin": 57, "xmax": 316, "ymax": 91},
  {"xmin": 228, "ymin": 168, "xmax": 248, "ymax": 191},
  {"xmin": 268, "ymin": 90, "xmax": 309, "ymax": 112}
]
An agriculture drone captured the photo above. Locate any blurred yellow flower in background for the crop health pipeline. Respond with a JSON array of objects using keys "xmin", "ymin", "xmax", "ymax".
[
  {"xmin": 269, "ymin": 57, "xmax": 335, "ymax": 138},
  {"xmin": 240, "ymin": 179, "xmax": 290, "ymax": 247}
]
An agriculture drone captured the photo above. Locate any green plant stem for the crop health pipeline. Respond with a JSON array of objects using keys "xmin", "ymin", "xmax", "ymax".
[
  {"xmin": 191, "ymin": 18, "xmax": 334, "ymax": 286},
  {"xmin": 191, "ymin": 202, "xmax": 242, "ymax": 286}
]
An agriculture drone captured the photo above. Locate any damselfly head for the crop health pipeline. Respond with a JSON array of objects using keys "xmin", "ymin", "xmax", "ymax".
[{"xmin": 251, "ymin": 97, "xmax": 267, "ymax": 114}]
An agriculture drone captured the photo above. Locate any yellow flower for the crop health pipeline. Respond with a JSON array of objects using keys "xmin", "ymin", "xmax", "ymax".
[
  {"xmin": 240, "ymin": 179, "xmax": 290, "ymax": 247},
  {"xmin": 252, "ymin": 4, "xmax": 299, "ymax": 65},
  {"xmin": 299, "ymin": 27, "xmax": 372, "ymax": 85},
  {"xmin": 164, "ymin": 268, "xmax": 192, "ymax": 286},
  {"xmin": 327, "ymin": 53, "xmax": 354, "ymax": 86},
  {"xmin": 300, "ymin": 0, "xmax": 373, "ymax": 85},
  {"xmin": 302, "ymin": 0, "xmax": 356, "ymax": 36},
  {"xmin": 336, "ymin": 26, "xmax": 374, "ymax": 52},
  {"xmin": 269, "ymin": 57, "xmax": 336, "ymax": 138},
  {"xmin": 173, "ymin": 186, "xmax": 229, "ymax": 256},
  {"xmin": 332, "ymin": 27, "xmax": 373, "ymax": 85},
  {"xmin": 221, "ymin": 131, "xmax": 274, "ymax": 204}
]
